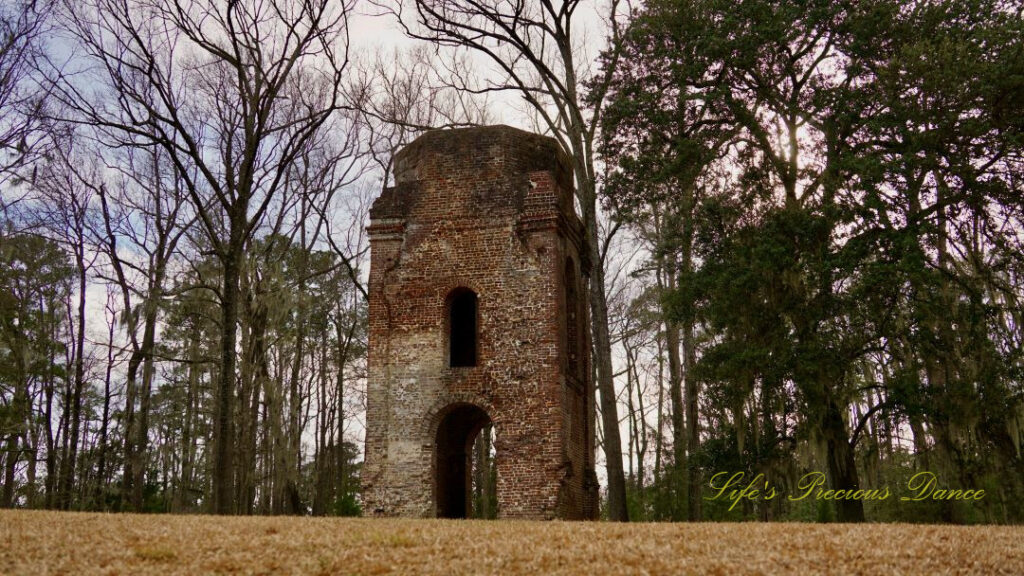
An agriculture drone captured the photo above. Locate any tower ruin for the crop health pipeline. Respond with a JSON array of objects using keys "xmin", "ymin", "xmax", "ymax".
[{"xmin": 362, "ymin": 125, "xmax": 598, "ymax": 520}]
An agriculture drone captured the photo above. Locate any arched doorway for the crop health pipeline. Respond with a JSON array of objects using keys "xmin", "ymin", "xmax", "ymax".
[{"xmin": 435, "ymin": 403, "xmax": 493, "ymax": 518}]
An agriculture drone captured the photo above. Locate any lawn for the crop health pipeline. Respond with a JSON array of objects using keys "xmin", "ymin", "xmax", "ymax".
[{"xmin": 1, "ymin": 510, "xmax": 1021, "ymax": 574}]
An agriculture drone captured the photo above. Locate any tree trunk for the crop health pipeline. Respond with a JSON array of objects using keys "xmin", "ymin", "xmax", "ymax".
[
  {"xmin": 823, "ymin": 397, "xmax": 865, "ymax": 522},
  {"xmin": 130, "ymin": 303, "xmax": 159, "ymax": 511},
  {"xmin": 624, "ymin": 342, "xmax": 637, "ymax": 483},
  {"xmin": 177, "ymin": 324, "xmax": 201, "ymax": 511},
  {"xmin": 96, "ymin": 314, "xmax": 115, "ymax": 509},
  {"xmin": 313, "ymin": 332, "xmax": 331, "ymax": 516},
  {"xmin": 121, "ymin": 349, "xmax": 139, "ymax": 509},
  {"xmin": 25, "ymin": 426, "xmax": 38, "ymax": 508},
  {"xmin": 682, "ymin": 316, "xmax": 701, "ymax": 522},
  {"xmin": 213, "ymin": 225, "xmax": 244, "ymax": 514},
  {"xmin": 334, "ymin": 313, "xmax": 353, "ymax": 511},
  {"xmin": 630, "ymin": 347, "xmax": 648, "ymax": 511},
  {"xmin": 586, "ymin": 217, "xmax": 629, "ymax": 522},
  {"xmin": 43, "ymin": 316, "xmax": 57, "ymax": 508},
  {"xmin": 1, "ymin": 333, "xmax": 28, "ymax": 508},
  {"xmin": 2, "ymin": 429, "xmax": 19, "ymax": 507},
  {"xmin": 59, "ymin": 249, "xmax": 88, "ymax": 510},
  {"xmin": 653, "ymin": 336, "xmax": 665, "ymax": 485},
  {"xmin": 236, "ymin": 276, "xmax": 264, "ymax": 515},
  {"xmin": 659, "ymin": 260, "xmax": 687, "ymax": 521},
  {"xmin": 664, "ymin": 319, "xmax": 686, "ymax": 520},
  {"xmin": 285, "ymin": 276, "xmax": 307, "ymax": 514}
]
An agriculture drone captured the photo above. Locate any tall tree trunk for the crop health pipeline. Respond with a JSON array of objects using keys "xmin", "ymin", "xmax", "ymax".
[
  {"xmin": 236, "ymin": 278, "xmax": 263, "ymax": 515},
  {"xmin": 176, "ymin": 324, "xmax": 201, "ymax": 511},
  {"xmin": 664, "ymin": 322, "xmax": 685, "ymax": 513},
  {"xmin": 2, "ymin": 420, "xmax": 20, "ymax": 507},
  {"xmin": 587, "ymin": 221, "xmax": 629, "ymax": 522},
  {"xmin": 334, "ymin": 313, "xmax": 354, "ymax": 510},
  {"xmin": 624, "ymin": 342, "xmax": 637, "ymax": 483},
  {"xmin": 96, "ymin": 312, "xmax": 115, "ymax": 509},
  {"xmin": 121, "ymin": 351, "xmax": 139, "ymax": 509},
  {"xmin": 25, "ymin": 425, "xmax": 38, "ymax": 508},
  {"xmin": 629, "ymin": 346, "xmax": 648, "ymax": 512},
  {"xmin": 213, "ymin": 223, "xmax": 245, "ymax": 514},
  {"xmin": 474, "ymin": 426, "xmax": 486, "ymax": 518},
  {"xmin": 660, "ymin": 264, "xmax": 687, "ymax": 521},
  {"xmin": 59, "ymin": 248, "xmax": 88, "ymax": 510},
  {"xmin": 57, "ymin": 369, "xmax": 70, "ymax": 506},
  {"xmin": 285, "ymin": 284, "xmax": 307, "ymax": 514},
  {"xmin": 313, "ymin": 332, "xmax": 331, "ymax": 516},
  {"xmin": 675, "ymin": 189, "xmax": 702, "ymax": 522},
  {"xmin": 1, "ymin": 333, "xmax": 28, "ymax": 508},
  {"xmin": 823, "ymin": 396, "xmax": 865, "ymax": 522},
  {"xmin": 43, "ymin": 315, "xmax": 57, "ymax": 508},
  {"xmin": 653, "ymin": 335, "xmax": 665, "ymax": 485},
  {"xmin": 130, "ymin": 303, "xmax": 159, "ymax": 511},
  {"xmin": 682, "ymin": 316, "xmax": 701, "ymax": 521}
]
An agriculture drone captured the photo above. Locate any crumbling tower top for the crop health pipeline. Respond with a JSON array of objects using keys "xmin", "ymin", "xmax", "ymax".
[{"xmin": 370, "ymin": 125, "xmax": 575, "ymax": 222}]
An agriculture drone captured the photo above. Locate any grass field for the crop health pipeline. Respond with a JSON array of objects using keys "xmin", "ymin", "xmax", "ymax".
[{"xmin": 1, "ymin": 510, "xmax": 1021, "ymax": 575}]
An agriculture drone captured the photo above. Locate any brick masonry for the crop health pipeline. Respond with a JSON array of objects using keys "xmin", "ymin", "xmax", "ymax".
[{"xmin": 362, "ymin": 125, "xmax": 599, "ymax": 520}]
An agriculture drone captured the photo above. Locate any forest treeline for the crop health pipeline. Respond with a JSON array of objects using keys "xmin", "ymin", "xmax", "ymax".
[
  {"xmin": 1, "ymin": 0, "xmax": 1022, "ymax": 523},
  {"xmin": 599, "ymin": 0, "xmax": 1024, "ymax": 523}
]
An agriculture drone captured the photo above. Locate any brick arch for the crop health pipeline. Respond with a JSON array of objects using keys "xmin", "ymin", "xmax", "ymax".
[
  {"xmin": 438, "ymin": 280, "xmax": 484, "ymax": 304},
  {"xmin": 437, "ymin": 281, "xmax": 485, "ymax": 331},
  {"xmin": 420, "ymin": 393, "xmax": 497, "ymax": 441},
  {"xmin": 423, "ymin": 395, "xmax": 498, "ymax": 518}
]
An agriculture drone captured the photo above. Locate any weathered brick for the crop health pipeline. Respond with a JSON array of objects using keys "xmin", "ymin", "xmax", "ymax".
[{"xmin": 362, "ymin": 125, "xmax": 599, "ymax": 520}]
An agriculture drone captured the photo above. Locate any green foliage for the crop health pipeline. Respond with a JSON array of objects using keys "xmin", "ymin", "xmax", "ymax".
[
  {"xmin": 332, "ymin": 492, "xmax": 362, "ymax": 517},
  {"xmin": 598, "ymin": 0, "xmax": 1024, "ymax": 523},
  {"xmin": 642, "ymin": 464, "xmax": 688, "ymax": 522},
  {"xmin": 0, "ymin": 231, "xmax": 72, "ymax": 466}
]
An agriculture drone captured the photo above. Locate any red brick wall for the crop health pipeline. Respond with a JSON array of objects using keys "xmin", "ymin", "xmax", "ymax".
[{"xmin": 362, "ymin": 125, "xmax": 598, "ymax": 520}]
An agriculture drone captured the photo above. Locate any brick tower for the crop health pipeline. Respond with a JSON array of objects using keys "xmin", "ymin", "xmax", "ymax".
[{"xmin": 362, "ymin": 125, "xmax": 599, "ymax": 520}]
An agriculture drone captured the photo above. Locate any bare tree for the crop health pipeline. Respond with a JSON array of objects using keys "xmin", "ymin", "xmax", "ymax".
[
  {"xmin": 0, "ymin": 0, "xmax": 51, "ymax": 188},
  {"xmin": 380, "ymin": 0, "xmax": 633, "ymax": 520},
  {"xmin": 51, "ymin": 0, "xmax": 357, "ymax": 513},
  {"xmin": 347, "ymin": 45, "xmax": 492, "ymax": 187},
  {"xmin": 28, "ymin": 136, "xmax": 102, "ymax": 509},
  {"xmin": 89, "ymin": 144, "xmax": 194, "ymax": 511}
]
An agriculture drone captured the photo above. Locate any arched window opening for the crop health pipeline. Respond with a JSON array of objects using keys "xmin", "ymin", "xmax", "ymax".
[
  {"xmin": 565, "ymin": 260, "xmax": 580, "ymax": 377},
  {"xmin": 449, "ymin": 289, "xmax": 478, "ymax": 367}
]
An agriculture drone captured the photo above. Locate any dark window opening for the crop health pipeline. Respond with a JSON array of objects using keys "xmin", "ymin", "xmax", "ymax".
[
  {"xmin": 565, "ymin": 260, "xmax": 580, "ymax": 377},
  {"xmin": 449, "ymin": 289, "xmax": 478, "ymax": 367}
]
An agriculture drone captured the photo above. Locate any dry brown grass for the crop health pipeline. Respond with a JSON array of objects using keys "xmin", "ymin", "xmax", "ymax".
[{"xmin": 1, "ymin": 510, "xmax": 1021, "ymax": 575}]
